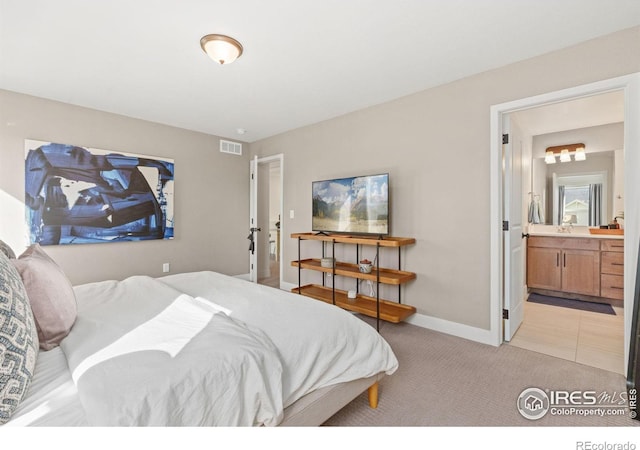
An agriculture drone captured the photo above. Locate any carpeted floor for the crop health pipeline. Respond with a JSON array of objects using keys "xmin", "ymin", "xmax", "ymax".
[
  {"xmin": 323, "ymin": 316, "xmax": 638, "ymax": 427},
  {"xmin": 527, "ymin": 293, "xmax": 615, "ymax": 315}
]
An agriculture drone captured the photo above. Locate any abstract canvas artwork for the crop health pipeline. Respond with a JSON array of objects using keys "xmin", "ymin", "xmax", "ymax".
[{"xmin": 24, "ymin": 140, "xmax": 174, "ymax": 246}]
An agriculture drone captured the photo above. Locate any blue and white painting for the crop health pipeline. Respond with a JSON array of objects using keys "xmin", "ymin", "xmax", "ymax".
[{"xmin": 25, "ymin": 140, "xmax": 174, "ymax": 245}]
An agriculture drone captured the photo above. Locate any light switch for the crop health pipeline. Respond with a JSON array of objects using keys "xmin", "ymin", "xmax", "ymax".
[
  {"xmin": 289, "ymin": 209, "xmax": 295, "ymax": 219},
  {"xmin": 162, "ymin": 263, "xmax": 170, "ymax": 273}
]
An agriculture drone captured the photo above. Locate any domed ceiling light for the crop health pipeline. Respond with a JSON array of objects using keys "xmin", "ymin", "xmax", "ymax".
[{"xmin": 200, "ymin": 34, "xmax": 243, "ymax": 65}]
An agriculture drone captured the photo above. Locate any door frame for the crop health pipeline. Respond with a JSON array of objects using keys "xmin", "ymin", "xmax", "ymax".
[
  {"xmin": 249, "ymin": 153, "xmax": 284, "ymax": 287},
  {"xmin": 490, "ymin": 73, "xmax": 640, "ymax": 375}
]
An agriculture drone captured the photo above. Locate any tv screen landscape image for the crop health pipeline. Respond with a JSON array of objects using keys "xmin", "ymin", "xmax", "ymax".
[{"xmin": 312, "ymin": 173, "xmax": 389, "ymax": 236}]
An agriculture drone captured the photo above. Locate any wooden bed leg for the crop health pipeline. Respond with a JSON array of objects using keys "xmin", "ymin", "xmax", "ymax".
[{"xmin": 368, "ymin": 382, "xmax": 379, "ymax": 409}]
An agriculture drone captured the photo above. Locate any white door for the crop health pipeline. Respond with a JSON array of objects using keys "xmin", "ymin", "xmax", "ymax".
[
  {"xmin": 249, "ymin": 155, "xmax": 258, "ymax": 282},
  {"xmin": 503, "ymin": 115, "xmax": 525, "ymax": 341},
  {"xmin": 249, "ymin": 154, "xmax": 284, "ymax": 285}
]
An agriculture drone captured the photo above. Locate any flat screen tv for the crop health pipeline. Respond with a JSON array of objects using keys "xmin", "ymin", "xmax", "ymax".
[{"xmin": 312, "ymin": 173, "xmax": 389, "ymax": 236}]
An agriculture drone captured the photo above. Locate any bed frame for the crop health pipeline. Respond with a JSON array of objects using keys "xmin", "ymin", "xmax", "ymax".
[{"xmin": 280, "ymin": 376, "xmax": 381, "ymax": 426}]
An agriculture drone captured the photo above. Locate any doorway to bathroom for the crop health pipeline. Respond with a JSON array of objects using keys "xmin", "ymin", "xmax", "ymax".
[
  {"xmin": 490, "ymin": 73, "xmax": 640, "ymax": 377},
  {"xmin": 509, "ymin": 91, "xmax": 625, "ymax": 374}
]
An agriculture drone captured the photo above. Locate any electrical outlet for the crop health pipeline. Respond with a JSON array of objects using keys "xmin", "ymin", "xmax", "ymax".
[{"xmin": 162, "ymin": 263, "xmax": 170, "ymax": 273}]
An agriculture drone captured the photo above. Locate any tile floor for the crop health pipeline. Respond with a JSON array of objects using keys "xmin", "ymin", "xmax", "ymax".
[{"xmin": 508, "ymin": 299, "xmax": 625, "ymax": 375}]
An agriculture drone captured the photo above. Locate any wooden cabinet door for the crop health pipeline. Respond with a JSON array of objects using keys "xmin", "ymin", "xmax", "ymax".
[
  {"xmin": 527, "ymin": 247, "xmax": 561, "ymax": 290},
  {"xmin": 562, "ymin": 249, "xmax": 600, "ymax": 296}
]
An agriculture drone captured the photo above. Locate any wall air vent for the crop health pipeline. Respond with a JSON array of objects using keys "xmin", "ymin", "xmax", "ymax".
[{"xmin": 220, "ymin": 139, "xmax": 242, "ymax": 156}]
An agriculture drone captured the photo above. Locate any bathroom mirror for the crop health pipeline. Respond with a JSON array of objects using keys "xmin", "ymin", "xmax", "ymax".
[
  {"xmin": 531, "ymin": 147, "xmax": 622, "ymax": 226},
  {"xmin": 511, "ymin": 90, "xmax": 625, "ymax": 227}
]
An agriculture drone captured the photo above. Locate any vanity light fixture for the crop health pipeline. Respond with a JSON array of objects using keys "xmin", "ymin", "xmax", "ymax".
[
  {"xmin": 574, "ymin": 146, "xmax": 586, "ymax": 161},
  {"xmin": 544, "ymin": 150, "xmax": 556, "ymax": 164},
  {"xmin": 544, "ymin": 143, "xmax": 586, "ymax": 164},
  {"xmin": 200, "ymin": 34, "xmax": 243, "ymax": 65}
]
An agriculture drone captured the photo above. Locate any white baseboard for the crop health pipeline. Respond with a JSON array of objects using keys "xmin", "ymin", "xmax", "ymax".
[
  {"xmin": 406, "ymin": 312, "xmax": 497, "ymax": 347},
  {"xmin": 281, "ymin": 280, "xmax": 496, "ymax": 346}
]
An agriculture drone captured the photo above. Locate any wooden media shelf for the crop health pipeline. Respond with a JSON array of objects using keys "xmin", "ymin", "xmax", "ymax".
[
  {"xmin": 292, "ymin": 284, "xmax": 416, "ymax": 323},
  {"xmin": 291, "ymin": 259, "xmax": 416, "ymax": 285},
  {"xmin": 291, "ymin": 232, "xmax": 417, "ymax": 330}
]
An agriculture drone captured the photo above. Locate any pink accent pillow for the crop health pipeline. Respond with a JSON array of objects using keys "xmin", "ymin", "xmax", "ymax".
[{"xmin": 12, "ymin": 244, "xmax": 77, "ymax": 350}]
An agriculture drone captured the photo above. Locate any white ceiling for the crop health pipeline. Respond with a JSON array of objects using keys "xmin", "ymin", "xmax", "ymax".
[{"xmin": 1, "ymin": 0, "xmax": 639, "ymax": 143}]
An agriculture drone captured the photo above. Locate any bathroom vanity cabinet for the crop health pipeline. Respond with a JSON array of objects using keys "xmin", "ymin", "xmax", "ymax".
[
  {"xmin": 527, "ymin": 236, "xmax": 624, "ymax": 303},
  {"xmin": 600, "ymin": 239, "xmax": 624, "ymax": 300}
]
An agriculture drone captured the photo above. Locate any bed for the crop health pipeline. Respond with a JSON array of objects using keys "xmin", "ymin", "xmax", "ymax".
[{"xmin": 0, "ymin": 242, "xmax": 398, "ymax": 426}]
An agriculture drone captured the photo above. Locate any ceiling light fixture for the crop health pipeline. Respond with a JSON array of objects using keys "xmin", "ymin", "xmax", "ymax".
[
  {"xmin": 560, "ymin": 149, "xmax": 571, "ymax": 162},
  {"xmin": 200, "ymin": 34, "xmax": 243, "ymax": 65}
]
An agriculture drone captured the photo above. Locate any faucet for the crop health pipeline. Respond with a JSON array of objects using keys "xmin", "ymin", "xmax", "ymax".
[{"xmin": 558, "ymin": 214, "xmax": 577, "ymax": 233}]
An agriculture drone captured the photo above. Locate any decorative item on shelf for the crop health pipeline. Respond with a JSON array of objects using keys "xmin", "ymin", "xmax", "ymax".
[
  {"xmin": 359, "ymin": 259, "xmax": 373, "ymax": 274},
  {"xmin": 347, "ymin": 290, "xmax": 357, "ymax": 301},
  {"xmin": 320, "ymin": 257, "xmax": 335, "ymax": 268}
]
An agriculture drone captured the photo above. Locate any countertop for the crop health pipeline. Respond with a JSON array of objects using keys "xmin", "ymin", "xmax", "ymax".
[{"xmin": 526, "ymin": 225, "xmax": 624, "ymax": 240}]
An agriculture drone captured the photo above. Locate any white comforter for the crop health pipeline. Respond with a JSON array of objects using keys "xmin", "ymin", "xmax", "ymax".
[
  {"xmin": 58, "ymin": 271, "xmax": 398, "ymax": 426},
  {"xmin": 159, "ymin": 271, "xmax": 399, "ymax": 408},
  {"xmin": 62, "ymin": 276, "xmax": 284, "ymax": 426}
]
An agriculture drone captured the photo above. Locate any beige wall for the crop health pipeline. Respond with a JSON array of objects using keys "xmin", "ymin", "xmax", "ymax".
[
  {"xmin": 0, "ymin": 90, "xmax": 249, "ymax": 285},
  {"xmin": 249, "ymin": 26, "xmax": 640, "ymax": 330}
]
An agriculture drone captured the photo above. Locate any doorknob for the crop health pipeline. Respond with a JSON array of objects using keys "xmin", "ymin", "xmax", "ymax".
[
  {"xmin": 248, "ymin": 228, "xmax": 261, "ymax": 254},
  {"xmin": 247, "ymin": 227, "xmax": 261, "ymax": 240},
  {"xmin": 522, "ymin": 233, "xmax": 530, "ymax": 239}
]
